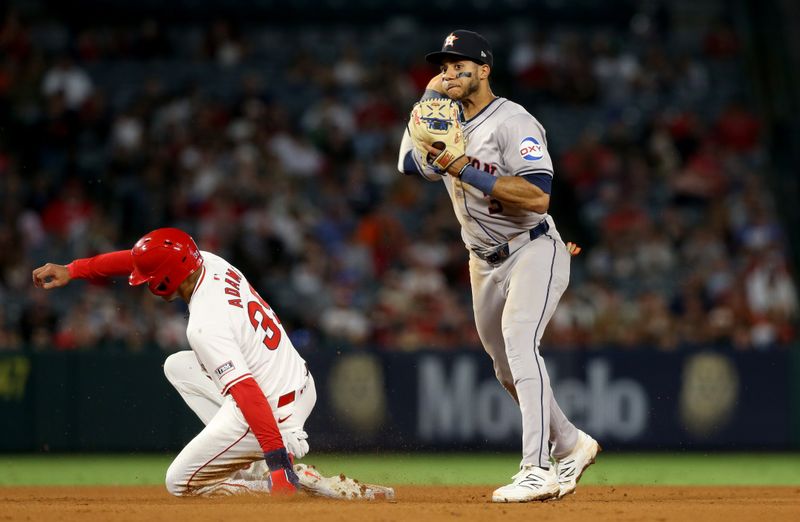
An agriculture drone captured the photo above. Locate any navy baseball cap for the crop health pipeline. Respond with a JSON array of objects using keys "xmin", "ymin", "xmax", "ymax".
[{"xmin": 426, "ymin": 30, "xmax": 493, "ymax": 68}]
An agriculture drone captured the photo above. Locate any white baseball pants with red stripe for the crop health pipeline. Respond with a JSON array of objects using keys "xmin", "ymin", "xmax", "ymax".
[{"xmin": 162, "ymin": 351, "xmax": 316, "ymax": 496}]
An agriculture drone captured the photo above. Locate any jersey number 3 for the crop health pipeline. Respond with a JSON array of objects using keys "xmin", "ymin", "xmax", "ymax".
[
  {"xmin": 488, "ymin": 198, "xmax": 504, "ymax": 214},
  {"xmin": 247, "ymin": 286, "xmax": 282, "ymax": 350}
]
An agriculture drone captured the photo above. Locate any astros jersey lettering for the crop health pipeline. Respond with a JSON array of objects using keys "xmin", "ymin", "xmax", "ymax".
[
  {"xmin": 399, "ymin": 97, "xmax": 553, "ymax": 250},
  {"xmin": 186, "ymin": 251, "xmax": 307, "ymax": 406}
]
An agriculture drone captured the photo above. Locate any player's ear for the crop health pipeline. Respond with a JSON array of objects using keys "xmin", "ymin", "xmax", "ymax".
[{"xmin": 480, "ymin": 64, "xmax": 490, "ymax": 80}]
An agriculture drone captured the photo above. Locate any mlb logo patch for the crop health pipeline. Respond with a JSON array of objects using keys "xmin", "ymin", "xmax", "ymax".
[
  {"xmin": 519, "ymin": 137, "xmax": 544, "ymax": 161},
  {"xmin": 215, "ymin": 361, "xmax": 235, "ymax": 377}
]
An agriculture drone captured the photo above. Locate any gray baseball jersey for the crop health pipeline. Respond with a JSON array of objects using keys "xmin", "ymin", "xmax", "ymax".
[
  {"xmin": 398, "ymin": 97, "xmax": 554, "ymax": 250},
  {"xmin": 398, "ymin": 96, "xmax": 580, "ymax": 470}
]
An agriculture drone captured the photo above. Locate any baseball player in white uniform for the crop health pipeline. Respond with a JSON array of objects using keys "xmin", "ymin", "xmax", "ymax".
[
  {"xmin": 32, "ymin": 228, "xmax": 314, "ymax": 496},
  {"xmin": 33, "ymin": 227, "xmax": 395, "ymax": 499},
  {"xmin": 398, "ymin": 30, "xmax": 600, "ymax": 502}
]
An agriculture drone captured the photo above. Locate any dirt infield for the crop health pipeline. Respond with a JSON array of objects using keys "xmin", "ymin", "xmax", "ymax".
[{"xmin": 2, "ymin": 485, "xmax": 798, "ymax": 522}]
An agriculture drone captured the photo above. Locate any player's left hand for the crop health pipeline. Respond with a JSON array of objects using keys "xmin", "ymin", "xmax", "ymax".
[
  {"xmin": 408, "ymin": 98, "xmax": 466, "ymax": 171},
  {"xmin": 283, "ymin": 429, "xmax": 309, "ymax": 460},
  {"xmin": 421, "ymin": 143, "xmax": 471, "ymax": 177},
  {"xmin": 32, "ymin": 263, "xmax": 72, "ymax": 290}
]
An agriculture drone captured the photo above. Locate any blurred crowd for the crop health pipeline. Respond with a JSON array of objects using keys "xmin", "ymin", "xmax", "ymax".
[{"xmin": 0, "ymin": 8, "xmax": 796, "ymax": 354}]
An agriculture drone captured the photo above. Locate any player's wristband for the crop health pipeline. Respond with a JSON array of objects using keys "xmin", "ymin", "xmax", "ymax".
[
  {"xmin": 460, "ymin": 165, "xmax": 497, "ymax": 195},
  {"xmin": 264, "ymin": 448, "xmax": 293, "ymax": 472}
]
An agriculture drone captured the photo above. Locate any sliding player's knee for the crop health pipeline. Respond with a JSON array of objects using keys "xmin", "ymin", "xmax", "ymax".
[
  {"xmin": 163, "ymin": 351, "xmax": 194, "ymax": 387},
  {"xmin": 164, "ymin": 462, "xmax": 187, "ymax": 496}
]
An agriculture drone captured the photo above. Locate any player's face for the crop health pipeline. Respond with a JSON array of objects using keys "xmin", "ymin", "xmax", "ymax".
[{"xmin": 440, "ymin": 60, "xmax": 481, "ymax": 100}]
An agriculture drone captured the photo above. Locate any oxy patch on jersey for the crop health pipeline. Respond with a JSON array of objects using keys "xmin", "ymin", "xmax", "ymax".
[
  {"xmin": 519, "ymin": 136, "xmax": 544, "ymax": 161},
  {"xmin": 215, "ymin": 360, "xmax": 235, "ymax": 377}
]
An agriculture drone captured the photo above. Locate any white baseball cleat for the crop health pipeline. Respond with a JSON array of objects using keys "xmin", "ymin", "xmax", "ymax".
[
  {"xmin": 556, "ymin": 430, "xmax": 601, "ymax": 498},
  {"xmin": 294, "ymin": 463, "xmax": 395, "ymax": 500},
  {"xmin": 491, "ymin": 464, "xmax": 560, "ymax": 503}
]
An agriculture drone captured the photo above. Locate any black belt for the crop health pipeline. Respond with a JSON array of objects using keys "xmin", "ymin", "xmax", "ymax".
[{"xmin": 472, "ymin": 220, "xmax": 550, "ymax": 265}]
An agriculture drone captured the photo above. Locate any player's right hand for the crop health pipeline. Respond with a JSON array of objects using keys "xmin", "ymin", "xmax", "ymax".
[
  {"xmin": 566, "ymin": 242, "xmax": 582, "ymax": 256},
  {"xmin": 32, "ymin": 263, "xmax": 72, "ymax": 290},
  {"xmin": 425, "ymin": 74, "xmax": 447, "ymax": 97}
]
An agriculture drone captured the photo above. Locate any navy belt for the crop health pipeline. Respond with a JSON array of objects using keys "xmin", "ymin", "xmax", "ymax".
[{"xmin": 472, "ymin": 220, "xmax": 550, "ymax": 265}]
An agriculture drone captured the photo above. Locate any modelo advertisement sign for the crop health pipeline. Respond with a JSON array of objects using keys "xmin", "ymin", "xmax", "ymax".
[
  {"xmin": 0, "ymin": 349, "xmax": 794, "ymax": 451},
  {"xmin": 312, "ymin": 350, "xmax": 792, "ymax": 450}
]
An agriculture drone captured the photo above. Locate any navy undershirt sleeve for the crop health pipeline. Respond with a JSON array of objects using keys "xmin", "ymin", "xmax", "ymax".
[
  {"xmin": 420, "ymin": 89, "xmax": 445, "ymax": 101},
  {"xmin": 402, "ymin": 150, "xmax": 423, "ymax": 176},
  {"xmin": 522, "ymin": 173, "xmax": 552, "ymax": 194}
]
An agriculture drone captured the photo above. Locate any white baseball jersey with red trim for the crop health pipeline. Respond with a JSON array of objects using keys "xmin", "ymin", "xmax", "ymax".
[{"xmin": 185, "ymin": 251, "xmax": 307, "ymax": 407}]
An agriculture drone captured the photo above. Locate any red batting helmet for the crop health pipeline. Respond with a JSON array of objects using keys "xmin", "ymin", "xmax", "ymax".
[{"xmin": 129, "ymin": 228, "xmax": 203, "ymax": 297}]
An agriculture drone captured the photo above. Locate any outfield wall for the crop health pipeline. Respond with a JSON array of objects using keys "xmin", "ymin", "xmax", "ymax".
[{"xmin": 0, "ymin": 348, "xmax": 795, "ymax": 452}]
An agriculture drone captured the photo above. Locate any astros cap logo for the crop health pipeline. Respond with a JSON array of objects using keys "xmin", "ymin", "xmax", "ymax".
[{"xmin": 444, "ymin": 33, "xmax": 458, "ymax": 47}]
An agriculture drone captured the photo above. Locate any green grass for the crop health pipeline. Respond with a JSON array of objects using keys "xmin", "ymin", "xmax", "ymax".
[{"xmin": 1, "ymin": 453, "xmax": 799, "ymax": 487}]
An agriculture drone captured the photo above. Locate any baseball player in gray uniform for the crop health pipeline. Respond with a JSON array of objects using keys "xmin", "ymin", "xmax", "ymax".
[{"xmin": 398, "ymin": 30, "xmax": 600, "ymax": 502}]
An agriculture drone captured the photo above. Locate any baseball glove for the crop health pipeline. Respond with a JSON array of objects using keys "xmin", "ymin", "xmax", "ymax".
[{"xmin": 408, "ymin": 98, "xmax": 466, "ymax": 172}]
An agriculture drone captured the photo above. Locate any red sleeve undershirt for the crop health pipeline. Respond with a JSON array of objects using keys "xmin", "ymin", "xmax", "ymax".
[
  {"xmin": 67, "ymin": 250, "xmax": 134, "ymax": 280},
  {"xmin": 228, "ymin": 377, "xmax": 284, "ymax": 453}
]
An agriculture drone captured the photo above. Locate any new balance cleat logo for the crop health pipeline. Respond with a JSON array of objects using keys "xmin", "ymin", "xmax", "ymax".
[
  {"xmin": 492, "ymin": 465, "xmax": 559, "ymax": 503},
  {"xmin": 556, "ymin": 431, "xmax": 601, "ymax": 498}
]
